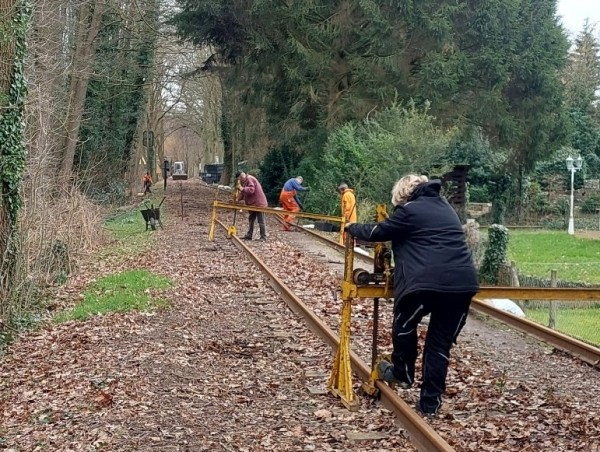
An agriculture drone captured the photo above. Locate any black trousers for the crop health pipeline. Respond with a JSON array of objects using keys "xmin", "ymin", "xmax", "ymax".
[
  {"xmin": 391, "ymin": 290, "xmax": 473, "ymax": 413},
  {"xmin": 247, "ymin": 211, "xmax": 266, "ymax": 239}
]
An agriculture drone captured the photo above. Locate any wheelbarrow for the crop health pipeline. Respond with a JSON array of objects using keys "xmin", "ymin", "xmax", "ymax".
[{"xmin": 140, "ymin": 197, "xmax": 165, "ymax": 231}]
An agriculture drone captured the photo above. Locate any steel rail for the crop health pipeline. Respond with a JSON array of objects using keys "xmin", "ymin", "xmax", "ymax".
[
  {"xmin": 471, "ymin": 298, "xmax": 600, "ymax": 367},
  {"xmin": 281, "ymin": 219, "xmax": 600, "ymax": 368},
  {"xmin": 477, "ymin": 287, "xmax": 600, "ymax": 300},
  {"xmin": 215, "ymin": 220, "xmax": 456, "ymax": 452}
]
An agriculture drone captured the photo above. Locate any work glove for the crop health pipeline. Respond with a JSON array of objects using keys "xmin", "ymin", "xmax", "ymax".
[
  {"xmin": 304, "ymin": 187, "xmax": 310, "ymax": 191},
  {"xmin": 344, "ymin": 222, "xmax": 354, "ymax": 231}
]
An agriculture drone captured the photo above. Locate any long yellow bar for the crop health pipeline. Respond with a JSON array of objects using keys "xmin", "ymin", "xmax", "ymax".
[
  {"xmin": 339, "ymin": 285, "xmax": 600, "ymax": 301},
  {"xmin": 213, "ymin": 201, "xmax": 344, "ymax": 223}
]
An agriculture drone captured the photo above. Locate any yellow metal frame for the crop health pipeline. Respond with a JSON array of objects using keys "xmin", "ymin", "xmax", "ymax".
[
  {"xmin": 208, "ymin": 200, "xmax": 346, "ymax": 242},
  {"xmin": 328, "ymin": 232, "xmax": 361, "ymax": 410},
  {"xmin": 328, "ymin": 204, "xmax": 392, "ymax": 409}
]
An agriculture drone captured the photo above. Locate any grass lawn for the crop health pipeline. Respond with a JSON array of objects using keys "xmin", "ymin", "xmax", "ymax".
[
  {"xmin": 55, "ymin": 269, "xmax": 172, "ymax": 322},
  {"xmin": 55, "ymin": 197, "xmax": 171, "ymax": 322},
  {"xmin": 100, "ymin": 195, "xmax": 166, "ymax": 258},
  {"xmin": 506, "ymin": 230, "xmax": 600, "ymax": 346},
  {"xmin": 507, "ymin": 230, "xmax": 600, "ymax": 284},
  {"xmin": 524, "ymin": 306, "xmax": 600, "ymax": 347}
]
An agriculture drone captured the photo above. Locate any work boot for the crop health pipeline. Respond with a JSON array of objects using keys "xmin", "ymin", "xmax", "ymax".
[
  {"xmin": 259, "ymin": 237, "xmax": 267, "ymax": 242},
  {"xmin": 242, "ymin": 235, "xmax": 252, "ymax": 240},
  {"xmin": 377, "ymin": 360, "xmax": 412, "ymax": 389},
  {"xmin": 417, "ymin": 400, "xmax": 440, "ymax": 418}
]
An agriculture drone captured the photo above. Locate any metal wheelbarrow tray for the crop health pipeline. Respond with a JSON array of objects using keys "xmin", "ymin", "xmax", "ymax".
[{"xmin": 140, "ymin": 197, "xmax": 165, "ymax": 231}]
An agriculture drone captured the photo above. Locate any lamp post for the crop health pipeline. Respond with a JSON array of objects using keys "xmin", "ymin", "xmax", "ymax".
[{"xmin": 566, "ymin": 155, "xmax": 583, "ymax": 235}]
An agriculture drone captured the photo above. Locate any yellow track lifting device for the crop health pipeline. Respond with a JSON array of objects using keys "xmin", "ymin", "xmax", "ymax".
[
  {"xmin": 328, "ymin": 204, "xmax": 394, "ymax": 409},
  {"xmin": 208, "ymin": 200, "xmax": 346, "ymax": 242}
]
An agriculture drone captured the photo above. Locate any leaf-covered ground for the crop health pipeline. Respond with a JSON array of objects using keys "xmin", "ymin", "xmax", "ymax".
[
  {"xmin": 0, "ymin": 181, "xmax": 414, "ymax": 451},
  {"xmin": 1, "ymin": 179, "xmax": 599, "ymax": 451}
]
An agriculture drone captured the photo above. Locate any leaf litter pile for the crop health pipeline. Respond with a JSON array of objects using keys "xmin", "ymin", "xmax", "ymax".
[{"xmin": 1, "ymin": 179, "xmax": 599, "ymax": 451}]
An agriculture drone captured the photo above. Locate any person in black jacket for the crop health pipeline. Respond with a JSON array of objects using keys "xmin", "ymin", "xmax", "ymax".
[{"xmin": 345, "ymin": 174, "xmax": 479, "ymax": 417}]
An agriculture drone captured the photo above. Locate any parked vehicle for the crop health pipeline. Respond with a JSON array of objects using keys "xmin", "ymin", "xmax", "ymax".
[
  {"xmin": 173, "ymin": 161, "xmax": 185, "ymax": 175},
  {"xmin": 172, "ymin": 161, "xmax": 188, "ymax": 180},
  {"xmin": 202, "ymin": 163, "xmax": 225, "ymax": 184}
]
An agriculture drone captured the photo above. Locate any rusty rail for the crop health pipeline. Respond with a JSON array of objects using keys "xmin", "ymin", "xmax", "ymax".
[
  {"xmin": 215, "ymin": 220, "xmax": 455, "ymax": 452},
  {"xmin": 472, "ymin": 298, "xmax": 600, "ymax": 367},
  {"xmin": 281, "ymin": 219, "xmax": 600, "ymax": 368}
]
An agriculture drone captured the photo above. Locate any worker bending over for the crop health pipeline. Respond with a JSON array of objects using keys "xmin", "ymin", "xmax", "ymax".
[
  {"xmin": 279, "ymin": 176, "xmax": 309, "ymax": 231},
  {"xmin": 236, "ymin": 171, "xmax": 268, "ymax": 241}
]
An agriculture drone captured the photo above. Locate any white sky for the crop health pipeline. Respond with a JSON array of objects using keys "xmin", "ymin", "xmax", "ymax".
[{"xmin": 557, "ymin": 0, "xmax": 600, "ymax": 38}]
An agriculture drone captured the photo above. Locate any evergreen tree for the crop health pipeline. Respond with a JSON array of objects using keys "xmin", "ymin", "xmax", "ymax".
[
  {"xmin": 171, "ymin": 0, "xmax": 570, "ymax": 198},
  {"xmin": 563, "ymin": 20, "xmax": 600, "ymax": 113},
  {"xmin": 562, "ymin": 21, "xmax": 600, "ymax": 176}
]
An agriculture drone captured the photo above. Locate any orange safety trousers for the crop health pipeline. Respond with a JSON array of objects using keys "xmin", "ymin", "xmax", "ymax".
[{"xmin": 279, "ymin": 189, "xmax": 299, "ymax": 230}]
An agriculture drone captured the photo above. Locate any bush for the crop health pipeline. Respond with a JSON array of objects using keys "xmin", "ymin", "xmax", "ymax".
[
  {"xmin": 550, "ymin": 198, "xmax": 569, "ymax": 216},
  {"xmin": 542, "ymin": 219, "xmax": 566, "ymax": 230},
  {"xmin": 479, "ymin": 224, "xmax": 509, "ymax": 284},
  {"xmin": 299, "ymin": 102, "xmax": 457, "ymax": 214},
  {"xmin": 259, "ymin": 146, "xmax": 303, "ymax": 204},
  {"xmin": 469, "ymin": 185, "xmax": 490, "ymax": 203}
]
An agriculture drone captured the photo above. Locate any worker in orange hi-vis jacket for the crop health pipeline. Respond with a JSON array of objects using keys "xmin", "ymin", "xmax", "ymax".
[
  {"xmin": 338, "ymin": 183, "xmax": 357, "ymax": 241},
  {"xmin": 143, "ymin": 171, "xmax": 153, "ymax": 194},
  {"xmin": 338, "ymin": 183, "xmax": 357, "ymax": 223},
  {"xmin": 279, "ymin": 176, "xmax": 309, "ymax": 231}
]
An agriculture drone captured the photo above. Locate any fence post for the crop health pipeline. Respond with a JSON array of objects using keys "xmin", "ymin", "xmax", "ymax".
[
  {"xmin": 549, "ymin": 270, "xmax": 557, "ymax": 329},
  {"xmin": 509, "ymin": 261, "xmax": 520, "ymax": 288},
  {"xmin": 509, "ymin": 261, "xmax": 523, "ymax": 309}
]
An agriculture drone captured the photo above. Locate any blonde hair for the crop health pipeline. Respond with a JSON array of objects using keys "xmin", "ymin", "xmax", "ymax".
[{"xmin": 391, "ymin": 174, "xmax": 429, "ymax": 206}]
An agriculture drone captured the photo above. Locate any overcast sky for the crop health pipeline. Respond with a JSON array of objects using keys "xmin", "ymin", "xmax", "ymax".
[{"xmin": 557, "ymin": 0, "xmax": 600, "ymax": 37}]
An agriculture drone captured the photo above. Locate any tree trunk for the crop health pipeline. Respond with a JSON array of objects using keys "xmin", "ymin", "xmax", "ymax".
[
  {"xmin": 60, "ymin": 0, "xmax": 104, "ymax": 180},
  {"xmin": 0, "ymin": 0, "xmax": 17, "ymax": 284},
  {"xmin": 27, "ymin": 0, "xmax": 69, "ymax": 190},
  {"xmin": 0, "ymin": 0, "xmax": 29, "ymax": 312}
]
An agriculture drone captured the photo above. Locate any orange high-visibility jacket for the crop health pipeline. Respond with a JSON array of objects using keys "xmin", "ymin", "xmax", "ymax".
[{"xmin": 341, "ymin": 188, "xmax": 357, "ymax": 222}]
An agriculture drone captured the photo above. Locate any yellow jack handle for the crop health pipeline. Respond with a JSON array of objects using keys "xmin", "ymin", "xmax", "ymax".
[{"xmin": 338, "ymin": 217, "xmax": 346, "ymax": 245}]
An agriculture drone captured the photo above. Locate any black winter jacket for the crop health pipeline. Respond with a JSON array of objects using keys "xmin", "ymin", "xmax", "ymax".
[{"xmin": 347, "ymin": 180, "xmax": 479, "ymax": 302}]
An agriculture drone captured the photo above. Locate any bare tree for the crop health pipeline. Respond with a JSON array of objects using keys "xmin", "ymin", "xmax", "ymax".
[{"xmin": 60, "ymin": 0, "xmax": 105, "ymax": 180}]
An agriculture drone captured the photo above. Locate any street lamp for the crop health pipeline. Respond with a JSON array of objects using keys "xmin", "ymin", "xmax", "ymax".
[{"xmin": 566, "ymin": 155, "xmax": 583, "ymax": 235}]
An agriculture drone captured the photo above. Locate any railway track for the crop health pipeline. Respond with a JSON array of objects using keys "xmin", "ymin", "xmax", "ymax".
[
  {"xmin": 217, "ymin": 217, "xmax": 455, "ymax": 452},
  {"xmin": 215, "ymin": 219, "xmax": 455, "ymax": 452},
  {"xmin": 282, "ymin": 219, "xmax": 600, "ymax": 368},
  {"xmin": 204, "ymin": 181, "xmax": 600, "ymax": 450}
]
